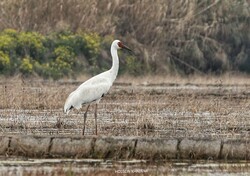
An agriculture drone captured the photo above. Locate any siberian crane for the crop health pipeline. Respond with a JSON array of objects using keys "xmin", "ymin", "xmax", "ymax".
[{"xmin": 64, "ymin": 40, "xmax": 132, "ymax": 135}]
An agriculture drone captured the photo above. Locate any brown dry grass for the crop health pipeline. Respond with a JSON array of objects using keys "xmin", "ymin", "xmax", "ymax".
[
  {"xmin": 0, "ymin": 75, "xmax": 250, "ymax": 139},
  {"xmin": 0, "ymin": 0, "xmax": 249, "ymax": 74},
  {"xmin": 116, "ymin": 73, "xmax": 250, "ymax": 86}
]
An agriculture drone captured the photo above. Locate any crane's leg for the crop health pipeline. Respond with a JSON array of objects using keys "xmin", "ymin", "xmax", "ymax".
[
  {"xmin": 83, "ymin": 104, "xmax": 90, "ymax": 135},
  {"xmin": 94, "ymin": 104, "xmax": 98, "ymax": 135}
]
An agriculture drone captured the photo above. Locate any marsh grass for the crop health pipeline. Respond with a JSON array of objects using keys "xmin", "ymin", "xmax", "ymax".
[
  {"xmin": 0, "ymin": 75, "xmax": 250, "ymax": 138},
  {"xmin": 0, "ymin": 0, "xmax": 249, "ymax": 75}
]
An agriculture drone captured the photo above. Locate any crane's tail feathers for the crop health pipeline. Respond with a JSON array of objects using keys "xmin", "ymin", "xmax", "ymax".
[
  {"xmin": 64, "ymin": 109, "xmax": 70, "ymax": 115},
  {"xmin": 64, "ymin": 109, "xmax": 69, "ymax": 115},
  {"xmin": 64, "ymin": 105, "xmax": 73, "ymax": 115}
]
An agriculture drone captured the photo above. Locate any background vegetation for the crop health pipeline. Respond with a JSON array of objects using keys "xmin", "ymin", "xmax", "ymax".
[{"xmin": 0, "ymin": 0, "xmax": 249, "ymax": 78}]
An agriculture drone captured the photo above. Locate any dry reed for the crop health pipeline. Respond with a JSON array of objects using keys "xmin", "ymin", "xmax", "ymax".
[{"xmin": 0, "ymin": 0, "xmax": 249, "ymax": 74}]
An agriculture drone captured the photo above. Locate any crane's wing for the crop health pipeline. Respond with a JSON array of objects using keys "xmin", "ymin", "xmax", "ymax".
[{"xmin": 64, "ymin": 77, "xmax": 112, "ymax": 114}]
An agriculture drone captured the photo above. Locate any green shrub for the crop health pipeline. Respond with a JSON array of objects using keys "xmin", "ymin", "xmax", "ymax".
[
  {"xmin": 48, "ymin": 31, "xmax": 84, "ymax": 54},
  {"xmin": 49, "ymin": 46, "xmax": 76, "ymax": 79},
  {"xmin": 81, "ymin": 33, "xmax": 102, "ymax": 74},
  {"xmin": 47, "ymin": 32, "xmax": 103, "ymax": 75},
  {"xmin": 54, "ymin": 46, "xmax": 75, "ymax": 64},
  {"xmin": 82, "ymin": 33, "xmax": 101, "ymax": 56},
  {"xmin": 0, "ymin": 51, "xmax": 10, "ymax": 73},
  {"xmin": 33, "ymin": 62, "xmax": 55, "ymax": 79},
  {"xmin": 20, "ymin": 56, "xmax": 33, "ymax": 75},
  {"xmin": 17, "ymin": 31, "xmax": 46, "ymax": 60},
  {"xmin": 0, "ymin": 29, "xmax": 18, "ymax": 53},
  {"xmin": 0, "ymin": 29, "xmax": 140, "ymax": 78}
]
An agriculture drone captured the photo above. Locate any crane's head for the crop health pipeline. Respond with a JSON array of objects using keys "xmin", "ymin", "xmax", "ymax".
[{"xmin": 112, "ymin": 40, "xmax": 132, "ymax": 52}]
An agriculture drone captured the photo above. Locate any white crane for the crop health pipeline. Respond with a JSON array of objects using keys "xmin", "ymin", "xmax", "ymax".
[{"xmin": 64, "ymin": 40, "xmax": 132, "ymax": 135}]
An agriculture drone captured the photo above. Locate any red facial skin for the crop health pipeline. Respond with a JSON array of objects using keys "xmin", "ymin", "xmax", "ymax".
[{"xmin": 118, "ymin": 42, "xmax": 132, "ymax": 52}]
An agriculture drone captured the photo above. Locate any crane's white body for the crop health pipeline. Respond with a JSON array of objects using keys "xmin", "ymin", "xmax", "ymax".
[{"xmin": 64, "ymin": 40, "xmax": 120, "ymax": 114}]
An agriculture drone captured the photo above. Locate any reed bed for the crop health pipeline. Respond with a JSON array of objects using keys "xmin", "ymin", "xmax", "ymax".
[{"xmin": 0, "ymin": 0, "xmax": 249, "ymax": 74}]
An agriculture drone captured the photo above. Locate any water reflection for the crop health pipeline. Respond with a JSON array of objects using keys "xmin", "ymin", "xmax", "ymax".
[{"xmin": 0, "ymin": 158, "xmax": 249, "ymax": 176}]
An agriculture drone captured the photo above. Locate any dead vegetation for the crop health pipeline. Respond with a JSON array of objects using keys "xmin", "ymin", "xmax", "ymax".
[
  {"xmin": 0, "ymin": 75, "xmax": 250, "ymax": 139},
  {"xmin": 0, "ymin": 0, "xmax": 249, "ymax": 75}
]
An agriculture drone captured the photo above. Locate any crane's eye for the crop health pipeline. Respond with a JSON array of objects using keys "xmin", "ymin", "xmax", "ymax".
[{"xmin": 118, "ymin": 42, "xmax": 123, "ymax": 48}]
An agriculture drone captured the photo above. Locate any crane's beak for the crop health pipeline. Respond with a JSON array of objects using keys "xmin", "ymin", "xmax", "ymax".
[{"xmin": 122, "ymin": 44, "xmax": 133, "ymax": 53}]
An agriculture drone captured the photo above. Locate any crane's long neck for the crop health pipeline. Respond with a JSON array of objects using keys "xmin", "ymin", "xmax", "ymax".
[{"xmin": 110, "ymin": 46, "xmax": 119, "ymax": 82}]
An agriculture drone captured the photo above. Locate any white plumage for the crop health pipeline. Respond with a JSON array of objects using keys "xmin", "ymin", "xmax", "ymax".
[
  {"xmin": 64, "ymin": 40, "xmax": 132, "ymax": 135},
  {"xmin": 64, "ymin": 73, "xmax": 112, "ymax": 113}
]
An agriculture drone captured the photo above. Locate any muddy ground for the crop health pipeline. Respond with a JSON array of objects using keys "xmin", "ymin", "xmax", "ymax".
[
  {"xmin": 0, "ymin": 77, "xmax": 250, "ymax": 139},
  {"xmin": 0, "ymin": 76, "xmax": 250, "ymax": 175}
]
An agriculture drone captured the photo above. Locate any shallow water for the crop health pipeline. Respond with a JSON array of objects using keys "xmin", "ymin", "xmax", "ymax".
[{"xmin": 0, "ymin": 158, "xmax": 249, "ymax": 176}]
